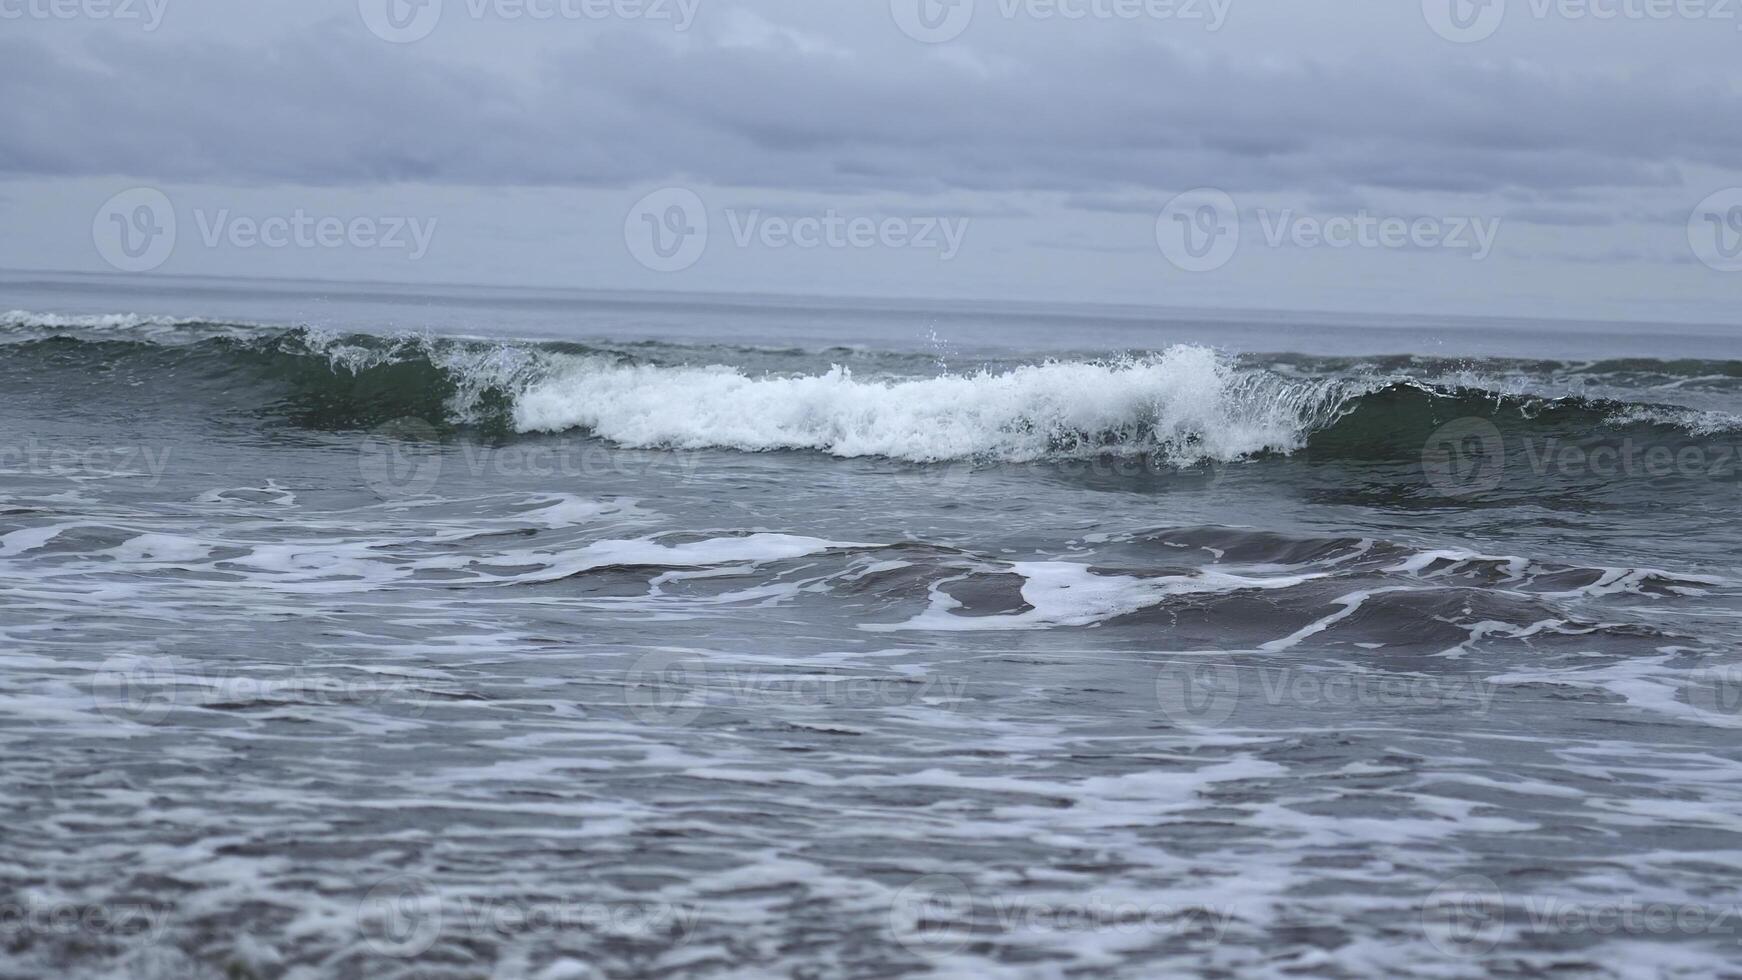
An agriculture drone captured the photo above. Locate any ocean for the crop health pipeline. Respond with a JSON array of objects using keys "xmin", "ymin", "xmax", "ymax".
[{"xmin": 3, "ymin": 271, "xmax": 1741, "ymax": 979}]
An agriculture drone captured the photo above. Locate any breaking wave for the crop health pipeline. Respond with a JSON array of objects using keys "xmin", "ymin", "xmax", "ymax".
[
  {"xmin": 513, "ymin": 345, "xmax": 1356, "ymax": 462},
  {"xmin": 3, "ymin": 311, "xmax": 1739, "ymax": 465}
]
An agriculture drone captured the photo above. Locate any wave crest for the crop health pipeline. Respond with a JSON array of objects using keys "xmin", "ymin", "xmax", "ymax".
[{"xmin": 514, "ymin": 346, "xmax": 1357, "ymax": 463}]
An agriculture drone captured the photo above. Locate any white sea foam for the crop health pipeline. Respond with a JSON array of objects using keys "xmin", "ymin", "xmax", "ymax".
[
  {"xmin": 1605, "ymin": 404, "xmax": 1742, "ymax": 436},
  {"xmin": 868, "ymin": 561, "xmax": 1325, "ymax": 632},
  {"xmin": 0, "ymin": 309, "xmax": 263, "ymax": 346},
  {"xmin": 514, "ymin": 345, "xmax": 1356, "ymax": 464},
  {"xmin": 0, "ymin": 310, "xmax": 198, "ymax": 331}
]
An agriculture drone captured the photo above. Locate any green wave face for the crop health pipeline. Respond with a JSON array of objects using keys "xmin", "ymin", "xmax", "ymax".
[{"xmin": 2, "ymin": 322, "xmax": 1738, "ymax": 465}]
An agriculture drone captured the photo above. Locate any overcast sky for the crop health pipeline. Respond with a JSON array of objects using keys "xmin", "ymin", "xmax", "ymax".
[{"xmin": 2, "ymin": 0, "xmax": 1740, "ymax": 322}]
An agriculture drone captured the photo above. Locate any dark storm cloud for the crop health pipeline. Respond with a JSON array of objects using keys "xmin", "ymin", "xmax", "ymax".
[{"xmin": 1, "ymin": 17, "xmax": 1738, "ymax": 201}]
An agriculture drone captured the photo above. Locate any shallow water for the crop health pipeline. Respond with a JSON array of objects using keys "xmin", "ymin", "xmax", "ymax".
[{"xmin": 3, "ymin": 279, "xmax": 1742, "ymax": 979}]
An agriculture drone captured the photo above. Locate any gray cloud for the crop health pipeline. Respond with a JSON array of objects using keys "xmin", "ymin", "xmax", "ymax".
[
  {"xmin": 2, "ymin": 13, "xmax": 1737, "ymax": 204},
  {"xmin": 1504, "ymin": 206, "xmax": 1618, "ymax": 227},
  {"xmin": 2, "ymin": 1, "xmax": 1739, "ymax": 323}
]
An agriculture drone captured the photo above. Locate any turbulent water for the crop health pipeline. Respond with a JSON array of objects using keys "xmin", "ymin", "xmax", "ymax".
[{"xmin": 4, "ymin": 286, "xmax": 1742, "ymax": 980}]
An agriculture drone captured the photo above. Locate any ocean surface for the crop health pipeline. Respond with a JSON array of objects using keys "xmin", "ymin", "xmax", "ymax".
[{"xmin": 4, "ymin": 272, "xmax": 1742, "ymax": 979}]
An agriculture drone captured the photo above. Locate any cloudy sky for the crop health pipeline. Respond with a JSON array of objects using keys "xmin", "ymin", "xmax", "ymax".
[{"xmin": 2, "ymin": 0, "xmax": 1740, "ymax": 323}]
